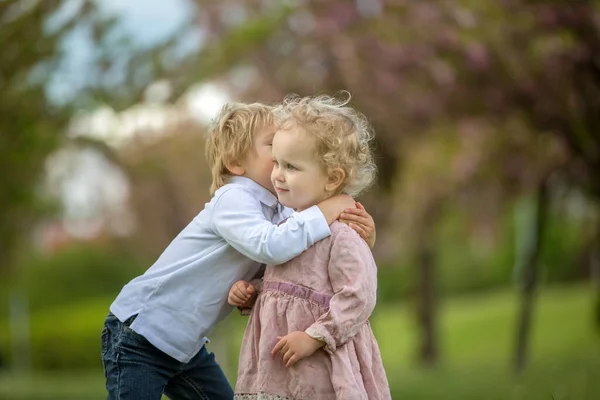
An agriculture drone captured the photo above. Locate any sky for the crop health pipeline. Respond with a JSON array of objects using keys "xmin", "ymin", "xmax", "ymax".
[{"xmin": 51, "ymin": 0, "xmax": 230, "ymax": 236}]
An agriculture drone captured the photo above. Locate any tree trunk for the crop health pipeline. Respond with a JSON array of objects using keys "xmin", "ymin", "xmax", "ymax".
[
  {"xmin": 416, "ymin": 201, "xmax": 442, "ymax": 366},
  {"xmin": 514, "ymin": 180, "xmax": 549, "ymax": 374},
  {"xmin": 592, "ymin": 212, "xmax": 600, "ymax": 335}
]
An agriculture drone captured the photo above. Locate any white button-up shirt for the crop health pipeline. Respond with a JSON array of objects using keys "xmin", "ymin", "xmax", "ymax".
[{"xmin": 110, "ymin": 177, "xmax": 330, "ymax": 363}]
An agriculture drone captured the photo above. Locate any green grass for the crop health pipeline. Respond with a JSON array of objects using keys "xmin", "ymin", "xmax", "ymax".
[{"xmin": 0, "ymin": 284, "xmax": 599, "ymax": 399}]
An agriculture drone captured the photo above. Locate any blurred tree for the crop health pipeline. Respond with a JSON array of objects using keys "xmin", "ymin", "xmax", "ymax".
[
  {"xmin": 160, "ymin": 0, "xmax": 599, "ymax": 367},
  {"xmin": 119, "ymin": 121, "xmax": 212, "ymax": 259},
  {"xmin": 0, "ymin": 1, "xmax": 76, "ymax": 274},
  {"xmin": 4, "ymin": 0, "xmax": 598, "ymax": 371},
  {"xmin": 459, "ymin": 0, "xmax": 600, "ymax": 372},
  {"xmin": 0, "ymin": 0, "xmax": 188, "ymax": 275}
]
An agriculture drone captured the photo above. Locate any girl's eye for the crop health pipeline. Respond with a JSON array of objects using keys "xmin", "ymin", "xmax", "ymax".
[{"xmin": 287, "ymin": 164, "xmax": 296, "ymax": 171}]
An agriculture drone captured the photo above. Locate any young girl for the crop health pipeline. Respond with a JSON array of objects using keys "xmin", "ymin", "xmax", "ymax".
[{"xmin": 230, "ymin": 94, "xmax": 391, "ymax": 400}]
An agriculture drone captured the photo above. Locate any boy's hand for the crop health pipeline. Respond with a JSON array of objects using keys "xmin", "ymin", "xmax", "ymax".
[
  {"xmin": 228, "ymin": 280, "xmax": 257, "ymax": 307},
  {"xmin": 271, "ymin": 331, "xmax": 324, "ymax": 368},
  {"xmin": 340, "ymin": 202, "xmax": 376, "ymax": 248},
  {"xmin": 317, "ymin": 194, "xmax": 356, "ymax": 225}
]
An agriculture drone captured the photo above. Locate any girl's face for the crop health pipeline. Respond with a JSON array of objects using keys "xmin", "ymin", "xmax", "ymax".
[{"xmin": 270, "ymin": 126, "xmax": 331, "ymax": 211}]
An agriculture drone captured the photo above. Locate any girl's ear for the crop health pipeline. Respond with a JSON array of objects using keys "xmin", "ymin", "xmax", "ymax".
[
  {"xmin": 325, "ymin": 168, "xmax": 345, "ymax": 193},
  {"xmin": 225, "ymin": 158, "xmax": 245, "ymax": 176}
]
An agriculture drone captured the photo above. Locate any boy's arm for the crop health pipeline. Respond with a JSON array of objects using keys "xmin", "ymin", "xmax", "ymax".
[{"xmin": 211, "ymin": 188, "xmax": 354, "ymax": 265}]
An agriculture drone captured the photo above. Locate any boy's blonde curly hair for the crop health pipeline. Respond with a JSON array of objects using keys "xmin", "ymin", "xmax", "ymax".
[
  {"xmin": 273, "ymin": 92, "xmax": 377, "ymax": 197},
  {"xmin": 205, "ymin": 102, "xmax": 274, "ymax": 195}
]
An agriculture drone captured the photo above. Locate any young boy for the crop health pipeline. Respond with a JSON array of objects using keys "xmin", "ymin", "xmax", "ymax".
[{"xmin": 101, "ymin": 102, "xmax": 376, "ymax": 400}]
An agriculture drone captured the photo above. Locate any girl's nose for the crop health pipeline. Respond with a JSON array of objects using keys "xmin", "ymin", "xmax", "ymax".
[{"xmin": 272, "ymin": 166, "xmax": 284, "ymax": 182}]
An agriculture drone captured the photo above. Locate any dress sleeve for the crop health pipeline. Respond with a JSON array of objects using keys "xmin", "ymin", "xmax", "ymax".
[{"xmin": 305, "ymin": 227, "xmax": 377, "ymax": 353}]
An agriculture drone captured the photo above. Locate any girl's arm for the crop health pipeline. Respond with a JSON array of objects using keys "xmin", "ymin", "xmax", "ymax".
[
  {"xmin": 272, "ymin": 227, "xmax": 377, "ymax": 366},
  {"xmin": 304, "ymin": 227, "xmax": 377, "ymax": 353}
]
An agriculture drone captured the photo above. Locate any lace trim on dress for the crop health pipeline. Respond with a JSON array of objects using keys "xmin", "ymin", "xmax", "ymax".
[
  {"xmin": 305, "ymin": 326, "xmax": 334, "ymax": 354},
  {"xmin": 234, "ymin": 393, "xmax": 293, "ymax": 400}
]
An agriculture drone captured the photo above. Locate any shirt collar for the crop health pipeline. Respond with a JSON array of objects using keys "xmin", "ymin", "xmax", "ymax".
[{"xmin": 229, "ymin": 176, "xmax": 278, "ymax": 208}]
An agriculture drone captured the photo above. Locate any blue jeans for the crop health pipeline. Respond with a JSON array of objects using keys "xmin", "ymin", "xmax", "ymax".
[{"xmin": 101, "ymin": 313, "xmax": 234, "ymax": 400}]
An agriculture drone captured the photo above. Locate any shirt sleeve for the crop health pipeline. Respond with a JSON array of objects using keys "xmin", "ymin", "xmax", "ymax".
[
  {"xmin": 304, "ymin": 227, "xmax": 377, "ymax": 354},
  {"xmin": 211, "ymin": 187, "xmax": 331, "ymax": 265}
]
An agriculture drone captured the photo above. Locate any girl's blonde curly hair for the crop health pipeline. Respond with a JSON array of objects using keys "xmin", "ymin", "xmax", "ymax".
[{"xmin": 273, "ymin": 92, "xmax": 377, "ymax": 197}]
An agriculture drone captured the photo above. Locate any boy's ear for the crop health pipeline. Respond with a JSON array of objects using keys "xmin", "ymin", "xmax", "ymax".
[
  {"xmin": 325, "ymin": 168, "xmax": 345, "ymax": 193},
  {"xmin": 225, "ymin": 158, "xmax": 245, "ymax": 176}
]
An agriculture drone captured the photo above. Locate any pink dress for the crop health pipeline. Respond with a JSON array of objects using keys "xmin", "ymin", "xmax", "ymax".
[{"xmin": 234, "ymin": 222, "xmax": 391, "ymax": 400}]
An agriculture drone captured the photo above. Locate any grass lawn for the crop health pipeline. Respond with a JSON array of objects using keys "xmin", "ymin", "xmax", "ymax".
[{"xmin": 0, "ymin": 284, "xmax": 598, "ymax": 399}]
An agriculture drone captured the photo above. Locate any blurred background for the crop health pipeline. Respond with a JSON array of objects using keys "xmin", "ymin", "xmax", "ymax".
[{"xmin": 1, "ymin": 0, "xmax": 600, "ymax": 398}]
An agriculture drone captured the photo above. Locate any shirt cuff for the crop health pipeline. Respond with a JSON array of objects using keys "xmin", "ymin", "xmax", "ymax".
[{"xmin": 295, "ymin": 205, "xmax": 331, "ymax": 244}]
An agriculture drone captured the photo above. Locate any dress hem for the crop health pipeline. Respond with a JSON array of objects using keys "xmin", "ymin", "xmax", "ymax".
[{"xmin": 234, "ymin": 393, "xmax": 294, "ymax": 400}]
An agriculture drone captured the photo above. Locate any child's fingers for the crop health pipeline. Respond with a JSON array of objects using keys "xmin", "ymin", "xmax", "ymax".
[
  {"xmin": 235, "ymin": 281, "xmax": 250, "ymax": 295},
  {"xmin": 227, "ymin": 291, "xmax": 239, "ymax": 305},
  {"xmin": 232, "ymin": 289, "xmax": 250, "ymax": 301},
  {"xmin": 282, "ymin": 349, "xmax": 294, "ymax": 365},
  {"xmin": 355, "ymin": 201, "xmax": 365, "ymax": 210},
  {"xmin": 230, "ymin": 290, "xmax": 249, "ymax": 304},
  {"xmin": 349, "ymin": 223, "xmax": 368, "ymax": 241},
  {"xmin": 341, "ymin": 211, "xmax": 370, "ymax": 226},
  {"xmin": 286, "ymin": 354, "xmax": 299, "ymax": 368},
  {"xmin": 272, "ymin": 337, "xmax": 287, "ymax": 356},
  {"xmin": 234, "ymin": 286, "xmax": 250, "ymax": 300},
  {"xmin": 246, "ymin": 285, "xmax": 256, "ymax": 295},
  {"xmin": 235, "ymin": 282, "xmax": 250, "ymax": 293}
]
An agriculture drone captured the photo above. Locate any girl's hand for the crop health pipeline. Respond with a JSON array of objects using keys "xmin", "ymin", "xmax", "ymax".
[
  {"xmin": 227, "ymin": 280, "xmax": 257, "ymax": 307},
  {"xmin": 340, "ymin": 202, "xmax": 376, "ymax": 248},
  {"xmin": 271, "ymin": 331, "xmax": 324, "ymax": 367}
]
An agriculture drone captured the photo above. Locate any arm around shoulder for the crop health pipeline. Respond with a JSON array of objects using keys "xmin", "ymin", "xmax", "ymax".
[{"xmin": 211, "ymin": 187, "xmax": 331, "ymax": 265}]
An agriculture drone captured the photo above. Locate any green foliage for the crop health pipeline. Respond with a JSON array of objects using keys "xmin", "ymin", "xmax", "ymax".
[
  {"xmin": 0, "ymin": 1, "xmax": 153, "ymax": 275},
  {"xmin": 0, "ymin": 297, "xmax": 109, "ymax": 370},
  {"xmin": 539, "ymin": 211, "xmax": 588, "ymax": 283},
  {"xmin": 0, "ymin": 2, "xmax": 69, "ymax": 271},
  {"xmin": 220, "ymin": 284, "xmax": 599, "ymax": 398},
  {"xmin": 1, "ymin": 243, "xmax": 144, "ymax": 319},
  {"xmin": 0, "ymin": 285, "xmax": 597, "ymax": 397},
  {"xmin": 0, "ymin": 0, "xmax": 186, "ymax": 276},
  {"xmin": 0, "ymin": 242, "xmax": 143, "ymax": 369},
  {"xmin": 376, "ymin": 262, "xmax": 413, "ymax": 303},
  {"xmin": 376, "ymin": 195, "xmax": 590, "ymax": 303}
]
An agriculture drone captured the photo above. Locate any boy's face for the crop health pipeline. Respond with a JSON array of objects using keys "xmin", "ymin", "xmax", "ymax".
[{"xmin": 240, "ymin": 124, "xmax": 277, "ymax": 194}]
